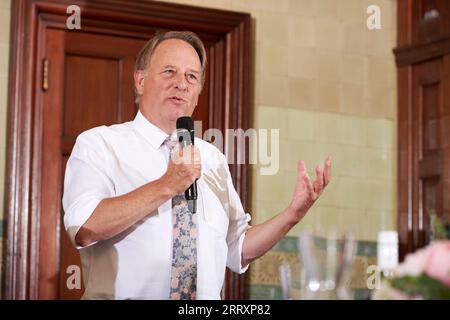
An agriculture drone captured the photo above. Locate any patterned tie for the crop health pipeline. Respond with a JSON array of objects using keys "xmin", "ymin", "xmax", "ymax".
[{"xmin": 163, "ymin": 136, "xmax": 198, "ymax": 300}]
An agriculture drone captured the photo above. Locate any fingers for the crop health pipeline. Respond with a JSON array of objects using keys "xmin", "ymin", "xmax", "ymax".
[
  {"xmin": 186, "ymin": 145, "xmax": 201, "ymax": 165},
  {"xmin": 170, "ymin": 145, "xmax": 201, "ymax": 180},
  {"xmin": 323, "ymin": 156, "xmax": 331, "ymax": 186},
  {"xmin": 298, "ymin": 157, "xmax": 332, "ymax": 196},
  {"xmin": 313, "ymin": 165, "xmax": 324, "ymax": 194},
  {"xmin": 297, "ymin": 160, "xmax": 314, "ymax": 194},
  {"xmin": 171, "ymin": 145, "xmax": 201, "ymax": 166},
  {"xmin": 165, "ymin": 145, "xmax": 201, "ymax": 194}
]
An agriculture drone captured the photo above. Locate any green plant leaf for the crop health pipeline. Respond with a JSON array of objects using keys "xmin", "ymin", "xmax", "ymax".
[{"xmin": 390, "ymin": 273, "xmax": 450, "ymax": 299}]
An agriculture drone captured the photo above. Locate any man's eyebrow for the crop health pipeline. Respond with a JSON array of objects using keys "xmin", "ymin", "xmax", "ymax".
[
  {"xmin": 163, "ymin": 64, "xmax": 176, "ymax": 69},
  {"xmin": 162, "ymin": 65, "xmax": 200, "ymax": 74}
]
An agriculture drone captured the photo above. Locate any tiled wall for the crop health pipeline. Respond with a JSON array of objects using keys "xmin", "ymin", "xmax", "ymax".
[
  {"xmin": 254, "ymin": 108, "xmax": 396, "ymax": 240},
  {"xmin": 0, "ymin": 0, "xmax": 11, "ymax": 298},
  {"xmin": 159, "ymin": 0, "xmax": 398, "ymax": 299},
  {"xmin": 0, "ymin": 0, "xmax": 397, "ymax": 299},
  {"xmin": 159, "ymin": 0, "xmax": 398, "ymax": 241}
]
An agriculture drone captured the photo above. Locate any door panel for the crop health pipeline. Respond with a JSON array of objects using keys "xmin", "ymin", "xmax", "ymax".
[
  {"xmin": 415, "ymin": 60, "xmax": 444, "ymax": 248},
  {"xmin": 64, "ymin": 55, "xmax": 121, "ymax": 133},
  {"xmin": 398, "ymin": 55, "xmax": 449, "ymax": 257}
]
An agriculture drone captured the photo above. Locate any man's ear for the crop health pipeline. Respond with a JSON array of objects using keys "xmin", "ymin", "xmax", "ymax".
[{"xmin": 134, "ymin": 70, "xmax": 146, "ymax": 95}]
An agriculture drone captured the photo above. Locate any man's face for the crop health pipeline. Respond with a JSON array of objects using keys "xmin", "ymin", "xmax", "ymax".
[{"xmin": 135, "ymin": 39, "xmax": 202, "ymax": 133}]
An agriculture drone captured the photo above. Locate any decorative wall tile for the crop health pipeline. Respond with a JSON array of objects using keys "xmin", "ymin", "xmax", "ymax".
[{"xmin": 248, "ymin": 236, "xmax": 378, "ymax": 300}]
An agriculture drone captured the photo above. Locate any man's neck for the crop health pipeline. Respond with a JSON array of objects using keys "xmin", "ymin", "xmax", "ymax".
[{"xmin": 139, "ymin": 109, "xmax": 175, "ymax": 134}]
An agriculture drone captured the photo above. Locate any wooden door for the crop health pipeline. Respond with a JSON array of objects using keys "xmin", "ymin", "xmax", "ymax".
[
  {"xmin": 4, "ymin": 0, "xmax": 251, "ymax": 300},
  {"xmin": 395, "ymin": 0, "xmax": 450, "ymax": 259},
  {"xmin": 42, "ymin": 29, "xmax": 144, "ymax": 299}
]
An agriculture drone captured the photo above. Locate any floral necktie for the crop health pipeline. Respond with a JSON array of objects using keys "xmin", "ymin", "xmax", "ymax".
[{"xmin": 163, "ymin": 136, "xmax": 197, "ymax": 300}]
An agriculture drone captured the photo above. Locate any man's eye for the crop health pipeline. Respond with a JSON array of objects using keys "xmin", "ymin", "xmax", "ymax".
[
  {"xmin": 164, "ymin": 69, "xmax": 175, "ymax": 74},
  {"xmin": 187, "ymin": 74, "xmax": 198, "ymax": 82}
]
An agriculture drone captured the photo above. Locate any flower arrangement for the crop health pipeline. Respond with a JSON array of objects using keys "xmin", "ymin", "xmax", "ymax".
[{"xmin": 373, "ymin": 240, "xmax": 450, "ymax": 299}]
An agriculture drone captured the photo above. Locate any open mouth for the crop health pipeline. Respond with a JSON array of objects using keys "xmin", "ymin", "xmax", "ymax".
[{"xmin": 169, "ymin": 96, "xmax": 187, "ymax": 103}]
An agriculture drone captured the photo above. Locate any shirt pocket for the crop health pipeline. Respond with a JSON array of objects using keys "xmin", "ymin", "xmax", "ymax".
[{"xmin": 198, "ymin": 182, "xmax": 229, "ymax": 238}]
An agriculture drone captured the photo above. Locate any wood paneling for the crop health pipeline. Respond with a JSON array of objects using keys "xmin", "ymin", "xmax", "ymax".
[{"xmin": 395, "ymin": 0, "xmax": 450, "ymax": 260}]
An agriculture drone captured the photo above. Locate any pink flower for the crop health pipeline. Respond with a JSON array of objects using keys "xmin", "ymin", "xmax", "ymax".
[
  {"xmin": 394, "ymin": 240, "xmax": 450, "ymax": 287},
  {"xmin": 424, "ymin": 241, "xmax": 450, "ymax": 286},
  {"xmin": 394, "ymin": 245, "xmax": 430, "ymax": 277}
]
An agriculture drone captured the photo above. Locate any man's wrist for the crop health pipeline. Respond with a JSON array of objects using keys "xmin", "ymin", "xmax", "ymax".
[
  {"xmin": 156, "ymin": 174, "xmax": 177, "ymax": 199},
  {"xmin": 284, "ymin": 205, "xmax": 303, "ymax": 226}
]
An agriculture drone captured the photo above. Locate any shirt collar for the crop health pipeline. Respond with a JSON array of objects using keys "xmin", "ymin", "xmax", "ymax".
[{"xmin": 132, "ymin": 110, "xmax": 169, "ymax": 150}]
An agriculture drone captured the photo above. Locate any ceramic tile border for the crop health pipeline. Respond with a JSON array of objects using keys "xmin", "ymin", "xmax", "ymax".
[{"xmin": 271, "ymin": 235, "xmax": 377, "ymax": 256}]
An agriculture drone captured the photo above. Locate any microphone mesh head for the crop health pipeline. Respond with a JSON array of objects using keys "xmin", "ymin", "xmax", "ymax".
[{"xmin": 176, "ymin": 116, "xmax": 194, "ymax": 131}]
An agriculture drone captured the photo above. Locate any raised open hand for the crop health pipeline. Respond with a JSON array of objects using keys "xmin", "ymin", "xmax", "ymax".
[{"xmin": 288, "ymin": 156, "xmax": 331, "ymax": 222}]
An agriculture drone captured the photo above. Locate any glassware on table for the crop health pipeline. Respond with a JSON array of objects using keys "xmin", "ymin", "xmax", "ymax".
[
  {"xmin": 279, "ymin": 261, "xmax": 302, "ymax": 300},
  {"xmin": 297, "ymin": 230, "xmax": 357, "ymax": 300}
]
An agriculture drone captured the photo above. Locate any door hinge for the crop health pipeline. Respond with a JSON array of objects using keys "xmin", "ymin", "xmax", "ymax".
[{"xmin": 42, "ymin": 58, "xmax": 49, "ymax": 91}]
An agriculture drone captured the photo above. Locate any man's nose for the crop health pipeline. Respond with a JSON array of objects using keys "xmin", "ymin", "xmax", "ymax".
[{"xmin": 174, "ymin": 73, "xmax": 187, "ymax": 91}]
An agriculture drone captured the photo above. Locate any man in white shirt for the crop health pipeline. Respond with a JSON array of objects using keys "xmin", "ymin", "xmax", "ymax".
[{"xmin": 63, "ymin": 31, "xmax": 331, "ymax": 300}]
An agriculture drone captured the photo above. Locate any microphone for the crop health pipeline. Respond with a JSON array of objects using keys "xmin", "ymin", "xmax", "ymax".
[{"xmin": 176, "ymin": 116, "xmax": 198, "ymax": 213}]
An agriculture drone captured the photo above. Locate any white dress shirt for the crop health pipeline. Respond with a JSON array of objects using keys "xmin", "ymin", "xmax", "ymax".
[{"xmin": 62, "ymin": 111, "xmax": 251, "ymax": 300}]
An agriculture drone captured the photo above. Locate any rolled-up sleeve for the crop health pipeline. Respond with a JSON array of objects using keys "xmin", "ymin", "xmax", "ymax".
[
  {"xmin": 223, "ymin": 161, "xmax": 251, "ymax": 274},
  {"xmin": 62, "ymin": 132, "xmax": 115, "ymax": 249}
]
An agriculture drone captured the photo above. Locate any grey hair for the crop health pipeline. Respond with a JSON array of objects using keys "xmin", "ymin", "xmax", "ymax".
[{"xmin": 134, "ymin": 30, "xmax": 207, "ymax": 105}]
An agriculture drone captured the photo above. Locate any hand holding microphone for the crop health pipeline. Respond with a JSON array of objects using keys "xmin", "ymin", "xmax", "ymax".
[{"xmin": 162, "ymin": 117, "xmax": 200, "ymax": 213}]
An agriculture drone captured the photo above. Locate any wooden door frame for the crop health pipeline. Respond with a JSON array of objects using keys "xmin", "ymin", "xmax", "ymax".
[
  {"xmin": 2, "ymin": 0, "xmax": 251, "ymax": 299},
  {"xmin": 394, "ymin": 0, "xmax": 450, "ymax": 260}
]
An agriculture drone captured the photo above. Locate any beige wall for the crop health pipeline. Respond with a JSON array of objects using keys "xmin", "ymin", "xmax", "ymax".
[
  {"xmin": 166, "ymin": 0, "xmax": 397, "ymax": 299},
  {"xmin": 160, "ymin": 0, "xmax": 397, "ymax": 241}
]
